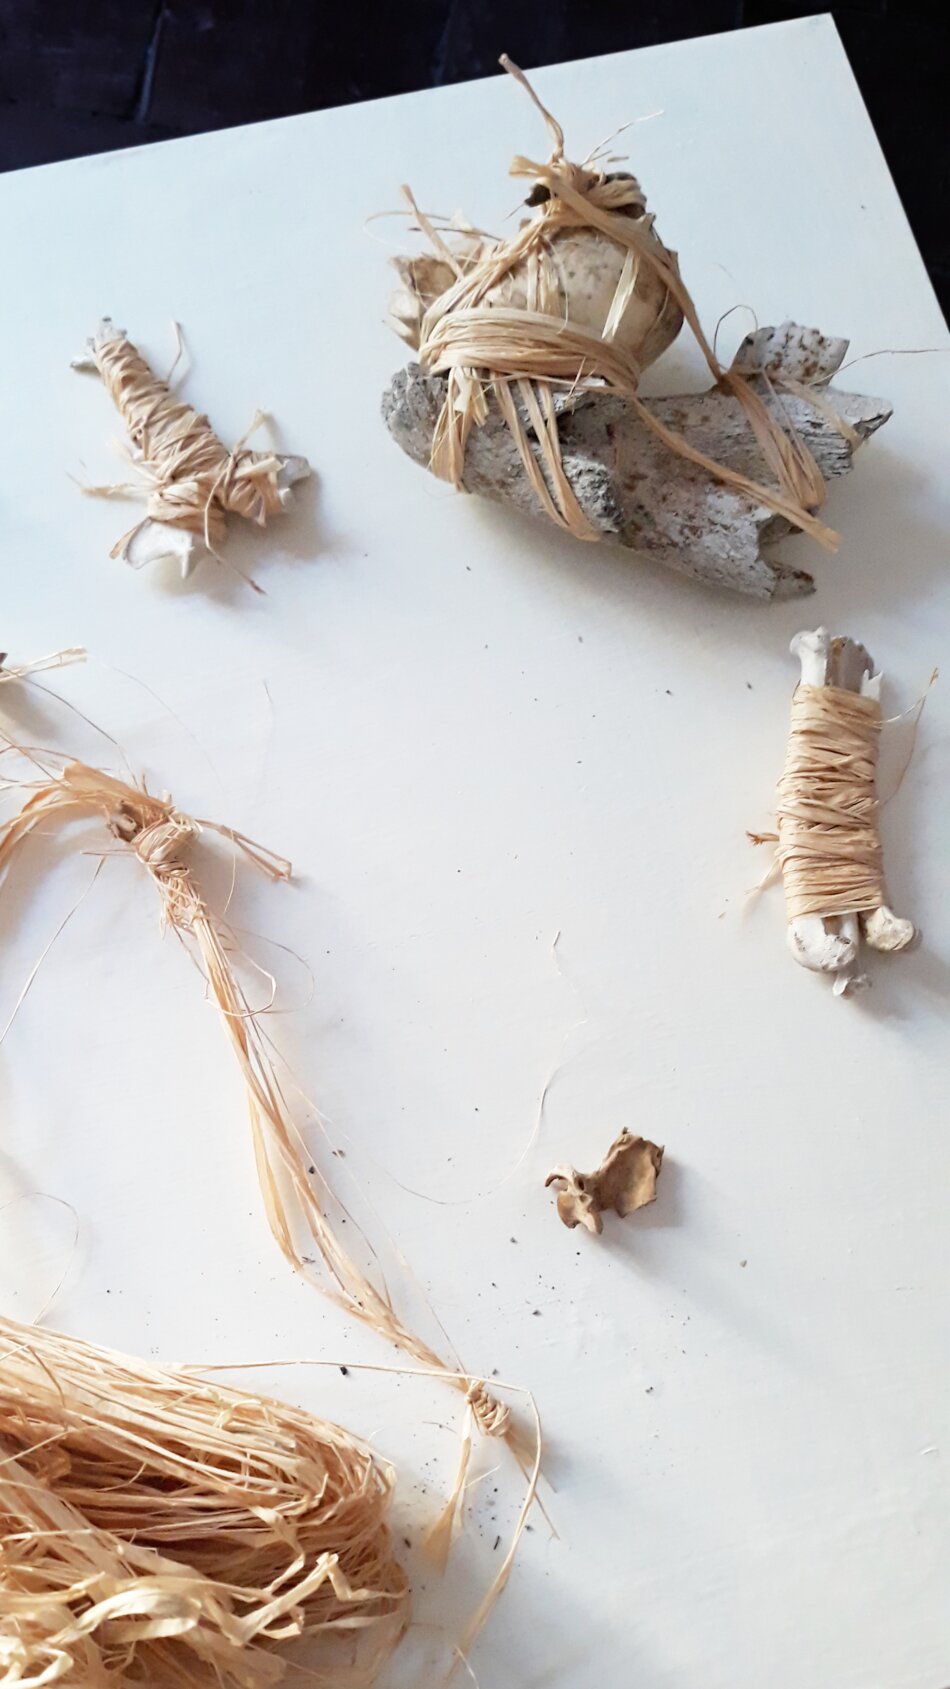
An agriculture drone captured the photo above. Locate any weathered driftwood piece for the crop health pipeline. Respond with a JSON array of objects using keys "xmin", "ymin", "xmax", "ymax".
[
  {"xmin": 779, "ymin": 627, "xmax": 916, "ymax": 996},
  {"xmin": 545, "ymin": 1130, "xmax": 664, "ymax": 1235},
  {"xmin": 382, "ymin": 323, "xmax": 891, "ymax": 599}
]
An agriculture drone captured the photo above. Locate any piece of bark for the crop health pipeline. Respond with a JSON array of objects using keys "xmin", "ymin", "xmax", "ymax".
[
  {"xmin": 381, "ymin": 323, "xmax": 891, "ymax": 600},
  {"xmin": 545, "ymin": 1130, "xmax": 664, "ymax": 1236},
  {"xmin": 783, "ymin": 628, "xmax": 916, "ymax": 996}
]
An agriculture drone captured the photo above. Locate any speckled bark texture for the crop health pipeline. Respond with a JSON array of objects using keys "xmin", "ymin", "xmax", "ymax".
[{"xmin": 382, "ymin": 325, "xmax": 892, "ymax": 599}]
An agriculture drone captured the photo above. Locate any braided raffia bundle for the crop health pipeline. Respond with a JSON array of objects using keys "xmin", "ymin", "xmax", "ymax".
[
  {"xmin": 75, "ymin": 319, "xmax": 309, "ymax": 580},
  {"xmin": 0, "ymin": 1313, "xmax": 408, "ymax": 1688},
  {"xmin": 400, "ymin": 57, "xmax": 834, "ymax": 548}
]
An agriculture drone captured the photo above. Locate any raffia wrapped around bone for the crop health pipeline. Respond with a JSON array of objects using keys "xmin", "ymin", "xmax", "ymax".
[
  {"xmin": 753, "ymin": 628, "xmax": 919, "ymax": 995},
  {"xmin": 74, "ymin": 319, "xmax": 310, "ymax": 582},
  {"xmin": 392, "ymin": 57, "xmax": 835, "ymax": 550}
]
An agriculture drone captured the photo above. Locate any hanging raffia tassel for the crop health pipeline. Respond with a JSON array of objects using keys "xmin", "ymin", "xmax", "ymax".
[
  {"xmin": 399, "ymin": 56, "xmax": 835, "ymax": 548},
  {"xmin": 0, "ymin": 758, "xmax": 537, "ymax": 1584},
  {"xmin": 73, "ymin": 320, "xmax": 311, "ymax": 584},
  {"xmin": 0, "ymin": 1313, "xmax": 408, "ymax": 1688}
]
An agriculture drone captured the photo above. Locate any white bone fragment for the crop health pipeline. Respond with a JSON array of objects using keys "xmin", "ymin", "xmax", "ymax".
[
  {"xmin": 120, "ymin": 521, "xmax": 199, "ymax": 578},
  {"xmin": 862, "ymin": 905, "xmax": 916, "ymax": 953}
]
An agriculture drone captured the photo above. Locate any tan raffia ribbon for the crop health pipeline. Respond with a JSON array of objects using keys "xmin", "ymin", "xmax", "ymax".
[
  {"xmin": 776, "ymin": 683, "xmax": 886, "ymax": 921},
  {"xmin": 0, "ymin": 759, "xmax": 536, "ymax": 1610},
  {"xmin": 410, "ymin": 56, "xmax": 835, "ymax": 548},
  {"xmin": 84, "ymin": 324, "xmax": 287, "ymax": 560}
]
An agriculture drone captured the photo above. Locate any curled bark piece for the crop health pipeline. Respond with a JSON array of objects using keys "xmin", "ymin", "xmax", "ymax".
[
  {"xmin": 772, "ymin": 627, "xmax": 917, "ymax": 995},
  {"xmin": 382, "ymin": 323, "xmax": 890, "ymax": 599},
  {"xmin": 545, "ymin": 1129, "xmax": 664, "ymax": 1235},
  {"xmin": 73, "ymin": 319, "xmax": 311, "ymax": 581}
]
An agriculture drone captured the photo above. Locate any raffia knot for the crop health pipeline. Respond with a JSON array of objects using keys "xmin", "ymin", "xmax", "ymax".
[
  {"xmin": 127, "ymin": 811, "xmax": 198, "ymax": 875},
  {"xmin": 466, "ymin": 1380, "xmax": 510, "ymax": 1439}
]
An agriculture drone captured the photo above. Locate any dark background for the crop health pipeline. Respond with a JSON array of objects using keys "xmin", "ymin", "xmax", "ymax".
[{"xmin": 1, "ymin": 2, "xmax": 946, "ymax": 316}]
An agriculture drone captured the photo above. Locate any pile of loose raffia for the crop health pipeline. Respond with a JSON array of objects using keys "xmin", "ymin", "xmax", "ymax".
[
  {"xmin": 401, "ymin": 56, "xmax": 835, "ymax": 547},
  {"xmin": 0, "ymin": 1313, "xmax": 408, "ymax": 1688}
]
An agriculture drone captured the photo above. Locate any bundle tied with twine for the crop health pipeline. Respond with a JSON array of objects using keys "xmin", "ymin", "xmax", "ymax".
[
  {"xmin": 0, "ymin": 1314, "xmax": 408, "ymax": 1688},
  {"xmin": 776, "ymin": 682, "xmax": 887, "ymax": 921},
  {"xmin": 403, "ymin": 56, "xmax": 835, "ymax": 548},
  {"xmin": 75, "ymin": 320, "xmax": 309, "ymax": 582},
  {"xmin": 0, "ymin": 753, "xmax": 538, "ymax": 1667}
]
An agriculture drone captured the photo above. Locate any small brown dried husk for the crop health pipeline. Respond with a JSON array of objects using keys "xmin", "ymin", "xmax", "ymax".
[
  {"xmin": 0, "ymin": 1313, "xmax": 408, "ymax": 1688},
  {"xmin": 394, "ymin": 56, "xmax": 834, "ymax": 549},
  {"xmin": 545, "ymin": 1130, "xmax": 664, "ymax": 1235},
  {"xmin": 73, "ymin": 319, "xmax": 310, "ymax": 584}
]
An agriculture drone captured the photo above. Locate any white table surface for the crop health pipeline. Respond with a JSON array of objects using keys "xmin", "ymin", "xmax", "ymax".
[{"xmin": 1, "ymin": 13, "xmax": 948, "ymax": 1687}]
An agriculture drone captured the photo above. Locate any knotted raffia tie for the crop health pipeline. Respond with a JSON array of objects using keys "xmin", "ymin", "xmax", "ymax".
[
  {"xmin": 410, "ymin": 56, "xmax": 834, "ymax": 548},
  {"xmin": 89, "ymin": 326, "xmax": 285, "ymax": 555},
  {"xmin": 777, "ymin": 683, "xmax": 885, "ymax": 921},
  {"xmin": 467, "ymin": 1378, "xmax": 512, "ymax": 1438},
  {"xmin": 112, "ymin": 802, "xmax": 201, "ymax": 928}
]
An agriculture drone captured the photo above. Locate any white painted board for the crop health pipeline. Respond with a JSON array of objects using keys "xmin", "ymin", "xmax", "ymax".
[{"xmin": 0, "ymin": 14, "xmax": 948, "ymax": 1687}]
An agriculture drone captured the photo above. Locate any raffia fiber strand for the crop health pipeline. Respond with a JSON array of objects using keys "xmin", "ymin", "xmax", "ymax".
[
  {"xmin": 411, "ymin": 56, "xmax": 835, "ymax": 547},
  {"xmin": 0, "ymin": 1313, "xmax": 408, "ymax": 1687},
  {"xmin": 86, "ymin": 329, "xmax": 285, "ymax": 557},
  {"xmin": 777, "ymin": 683, "xmax": 886, "ymax": 921},
  {"xmin": 0, "ymin": 757, "xmax": 536, "ymax": 1653},
  {"xmin": 0, "ymin": 651, "xmax": 86, "ymax": 687}
]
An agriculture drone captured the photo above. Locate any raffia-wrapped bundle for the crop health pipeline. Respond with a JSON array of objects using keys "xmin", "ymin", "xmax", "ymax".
[
  {"xmin": 394, "ymin": 58, "xmax": 834, "ymax": 549},
  {"xmin": 0, "ymin": 1314, "xmax": 408, "ymax": 1688},
  {"xmin": 74, "ymin": 319, "xmax": 310, "ymax": 582},
  {"xmin": 754, "ymin": 627, "xmax": 919, "ymax": 995}
]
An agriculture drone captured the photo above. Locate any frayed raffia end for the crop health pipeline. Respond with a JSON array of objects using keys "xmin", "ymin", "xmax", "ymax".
[
  {"xmin": 0, "ymin": 1313, "xmax": 408, "ymax": 1689},
  {"xmin": 0, "ymin": 648, "xmax": 86, "ymax": 684},
  {"xmin": 403, "ymin": 57, "xmax": 836, "ymax": 550},
  {"xmin": 424, "ymin": 1379, "xmax": 536, "ymax": 1573},
  {"xmin": 0, "ymin": 750, "xmax": 540, "ymax": 1657}
]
